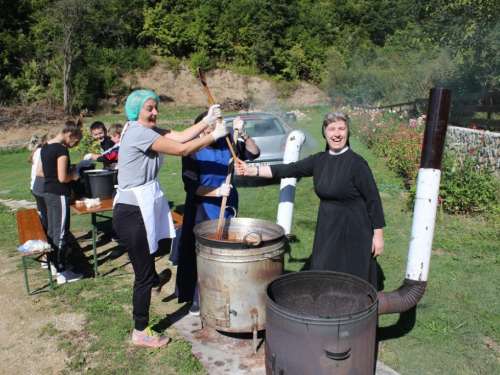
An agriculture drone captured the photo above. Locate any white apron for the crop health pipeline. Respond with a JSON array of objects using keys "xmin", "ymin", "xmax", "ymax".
[{"xmin": 114, "ymin": 178, "xmax": 175, "ymax": 254}]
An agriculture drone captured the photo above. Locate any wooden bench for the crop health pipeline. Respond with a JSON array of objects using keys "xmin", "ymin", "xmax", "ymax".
[{"xmin": 16, "ymin": 209, "xmax": 54, "ymax": 295}]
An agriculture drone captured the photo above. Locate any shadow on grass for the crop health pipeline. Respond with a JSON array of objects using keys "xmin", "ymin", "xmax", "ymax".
[
  {"xmin": 377, "ymin": 306, "xmax": 417, "ymax": 341},
  {"xmin": 376, "ymin": 262, "xmax": 417, "ymax": 341},
  {"xmin": 283, "ymin": 235, "xmax": 312, "ymax": 271}
]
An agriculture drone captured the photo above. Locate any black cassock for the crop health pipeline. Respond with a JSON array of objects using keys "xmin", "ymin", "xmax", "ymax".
[{"xmin": 271, "ymin": 149, "xmax": 386, "ymax": 288}]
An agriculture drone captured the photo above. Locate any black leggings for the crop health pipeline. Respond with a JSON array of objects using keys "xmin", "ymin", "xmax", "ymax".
[{"xmin": 113, "ymin": 204, "xmax": 160, "ymax": 331}]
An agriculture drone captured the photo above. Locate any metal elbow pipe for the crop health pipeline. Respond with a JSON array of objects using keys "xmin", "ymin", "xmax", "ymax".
[
  {"xmin": 378, "ymin": 279, "xmax": 427, "ymax": 315},
  {"xmin": 378, "ymin": 88, "xmax": 451, "ymax": 316}
]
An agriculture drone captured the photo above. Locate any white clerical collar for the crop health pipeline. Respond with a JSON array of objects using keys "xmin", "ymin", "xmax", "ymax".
[{"xmin": 329, "ymin": 146, "xmax": 349, "ymax": 156}]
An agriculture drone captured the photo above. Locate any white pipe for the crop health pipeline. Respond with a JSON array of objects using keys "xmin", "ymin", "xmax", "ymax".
[
  {"xmin": 405, "ymin": 168, "xmax": 441, "ymax": 282},
  {"xmin": 277, "ymin": 131, "xmax": 306, "ymax": 235}
]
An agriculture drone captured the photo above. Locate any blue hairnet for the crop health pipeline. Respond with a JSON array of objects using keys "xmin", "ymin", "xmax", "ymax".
[{"xmin": 125, "ymin": 90, "xmax": 160, "ymax": 121}]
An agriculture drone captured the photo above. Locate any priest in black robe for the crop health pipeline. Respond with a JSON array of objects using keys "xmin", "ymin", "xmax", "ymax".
[{"xmin": 234, "ymin": 111, "xmax": 385, "ymax": 289}]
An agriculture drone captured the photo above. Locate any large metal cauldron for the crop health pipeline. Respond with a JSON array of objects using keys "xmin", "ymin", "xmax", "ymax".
[
  {"xmin": 194, "ymin": 218, "xmax": 285, "ymax": 336},
  {"xmin": 266, "ymin": 271, "xmax": 378, "ymax": 375}
]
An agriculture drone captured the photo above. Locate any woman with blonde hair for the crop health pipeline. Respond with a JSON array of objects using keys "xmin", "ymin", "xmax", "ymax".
[{"xmin": 37, "ymin": 118, "xmax": 84, "ymax": 284}]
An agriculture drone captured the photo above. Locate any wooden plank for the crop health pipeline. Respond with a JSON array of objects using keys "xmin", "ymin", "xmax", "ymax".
[
  {"xmin": 16, "ymin": 209, "xmax": 47, "ymax": 245},
  {"xmin": 451, "ymin": 105, "xmax": 500, "ymax": 113},
  {"xmin": 449, "ymin": 117, "xmax": 500, "ymax": 127},
  {"xmin": 452, "ymin": 91, "xmax": 500, "ymax": 101},
  {"xmin": 70, "ymin": 198, "xmax": 183, "ymax": 227},
  {"xmin": 356, "ymin": 101, "xmax": 416, "ymax": 110}
]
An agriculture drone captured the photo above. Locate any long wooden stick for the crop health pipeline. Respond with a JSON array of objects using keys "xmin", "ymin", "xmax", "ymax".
[
  {"xmin": 196, "ymin": 67, "xmax": 240, "ymax": 239},
  {"xmin": 216, "ymin": 129, "xmax": 239, "ymax": 239},
  {"xmin": 197, "ymin": 68, "xmax": 238, "ymax": 162}
]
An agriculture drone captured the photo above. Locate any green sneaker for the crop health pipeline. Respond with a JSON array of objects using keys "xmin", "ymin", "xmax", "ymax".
[{"xmin": 151, "ymin": 268, "xmax": 172, "ymax": 296}]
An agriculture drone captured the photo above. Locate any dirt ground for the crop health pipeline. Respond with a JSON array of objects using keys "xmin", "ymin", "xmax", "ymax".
[
  {"xmin": 0, "ymin": 250, "xmax": 70, "ymax": 375},
  {"xmin": 0, "ymin": 220, "xmax": 180, "ymax": 375},
  {"xmin": 0, "ymin": 66, "xmax": 330, "ymax": 149}
]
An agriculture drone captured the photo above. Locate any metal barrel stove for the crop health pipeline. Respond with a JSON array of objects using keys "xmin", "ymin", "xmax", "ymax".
[
  {"xmin": 194, "ymin": 218, "xmax": 285, "ymax": 352},
  {"xmin": 265, "ymin": 271, "xmax": 378, "ymax": 375}
]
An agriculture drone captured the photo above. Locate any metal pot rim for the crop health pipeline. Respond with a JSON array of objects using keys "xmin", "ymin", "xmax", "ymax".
[{"xmin": 266, "ymin": 270, "xmax": 378, "ymax": 322}]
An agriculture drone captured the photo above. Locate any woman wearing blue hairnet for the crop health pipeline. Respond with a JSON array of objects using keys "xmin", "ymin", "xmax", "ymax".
[{"xmin": 113, "ymin": 90, "xmax": 227, "ymax": 347}]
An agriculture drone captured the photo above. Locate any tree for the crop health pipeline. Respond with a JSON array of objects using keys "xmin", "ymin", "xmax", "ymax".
[
  {"xmin": 0, "ymin": 0, "xmax": 35, "ymax": 102},
  {"xmin": 33, "ymin": 0, "xmax": 97, "ymax": 115},
  {"xmin": 422, "ymin": 0, "xmax": 500, "ymax": 92}
]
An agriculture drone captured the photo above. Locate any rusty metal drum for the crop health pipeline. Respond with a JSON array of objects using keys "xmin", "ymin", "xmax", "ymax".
[
  {"xmin": 194, "ymin": 218, "xmax": 285, "ymax": 333},
  {"xmin": 265, "ymin": 271, "xmax": 378, "ymax": 375}
]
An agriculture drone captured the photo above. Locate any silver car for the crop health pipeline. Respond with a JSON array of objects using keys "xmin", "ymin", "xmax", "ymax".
[{"xmin": 222, "ymin": 113, "xmax": 293, "ymax": 167}]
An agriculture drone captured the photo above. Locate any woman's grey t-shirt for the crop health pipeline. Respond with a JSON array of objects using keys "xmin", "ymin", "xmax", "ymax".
[{"xmin": 114, "ymin": 121, "xmax": 161, "ymax": 206}]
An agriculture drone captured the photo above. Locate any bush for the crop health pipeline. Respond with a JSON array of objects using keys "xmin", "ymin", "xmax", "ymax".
[
  {"xmin": 73, "ymin": 128, "xmax": 100, "ymax": 158},
  {"xmin": 188, "ymin": 52, "xmax": 213, "ymax": 75},
  {"xmin": 352, "ymin": 112, "xmax": 500, "ymax": 214},
  {"xmin": 276, "ymin": 80, "xmax": 299, "ymax": 101},
  {"xmin": 438, "ymin": 149, "xmax": 500, "ymax": 214}
]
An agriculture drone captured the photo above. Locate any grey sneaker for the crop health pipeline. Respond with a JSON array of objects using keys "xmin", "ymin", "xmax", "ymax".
[
  {"xmin": 189, "ymin": 302, "xmax": 200, "ymax": 316},
  {"xmin": 51, "ymin": 263, "xmax": 73, "ymax": 276},
  {"xmin": 56, "ymin": 270, "xmax": 83, "ymax": 284}
]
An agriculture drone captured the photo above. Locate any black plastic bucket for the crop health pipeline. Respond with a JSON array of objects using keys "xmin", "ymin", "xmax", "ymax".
[
  {"xmin": 265, "ymin": 271, "xmax": 378, "ymax": 375},
  {"xmin": 70, "ymin": 163, "xmax": 95, "ymax": 196},
  {"xmin": 83, "ymin": 170, "xmax": 117, "ymax": 199}
]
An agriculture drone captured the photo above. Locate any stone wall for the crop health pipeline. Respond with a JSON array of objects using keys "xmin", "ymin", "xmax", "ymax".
[{"xmin": 445, "ymin": 125, "xmax": 500, "ymax": 174}]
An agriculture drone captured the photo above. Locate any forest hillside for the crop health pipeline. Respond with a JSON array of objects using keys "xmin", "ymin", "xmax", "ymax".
[{"xmin": 1, "ymin": 0, "xmax": 499, "ymax": 115}]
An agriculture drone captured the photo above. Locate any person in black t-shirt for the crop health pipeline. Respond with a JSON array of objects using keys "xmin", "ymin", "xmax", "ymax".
[{"xmin": 37, "ymin": 118, "xmax": 85, "ymax": 284}]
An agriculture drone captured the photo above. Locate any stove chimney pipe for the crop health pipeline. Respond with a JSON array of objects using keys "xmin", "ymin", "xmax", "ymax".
[
  {"xmin": 277, "ymin": 130, "xmax": 306, "ymax": 235},
  {"xmin": 378, "ymin": 88, "xmax": 451, "ymax": 315}
]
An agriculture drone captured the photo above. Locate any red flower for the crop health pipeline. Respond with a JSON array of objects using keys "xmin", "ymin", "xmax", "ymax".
[
  {"xmin": 479, "ymin": 136, "xmax": 484, "ymax": 140},
  {"xmin": 472, "ymin": 126, "xmax": 477, "ymax": 130},
  {"xmin": 408, "ymin": 180, "xmax": 413, "ymax": 185},
  {"xmin": 470, "ymin": 148, "xmax": 475, "ymax": 152}
]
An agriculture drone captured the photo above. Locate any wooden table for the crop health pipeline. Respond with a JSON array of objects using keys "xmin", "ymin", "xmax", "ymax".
[
  {"xmin": 71, "ymin": 198, "xmax": 114, "ymax": 278},
  {"xmin": 71, "ymin": 199, "xmax": 183, "ymax": 278}
]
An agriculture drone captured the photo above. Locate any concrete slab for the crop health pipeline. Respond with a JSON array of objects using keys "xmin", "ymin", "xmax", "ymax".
[
  {"xmin": 170, "ymin": 312, "xmax": 400, "ymax": 375},
  {"xmin": 170, "ymin": 312, "xmax": 265, "ymax": 374},
  {"xmin": 0, "ymin": 198, "xmax": 36, "ymax": 210}
]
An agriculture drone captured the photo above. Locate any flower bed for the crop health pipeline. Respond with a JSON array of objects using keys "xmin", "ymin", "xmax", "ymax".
[{"xmin": 351, "ymin": 111, "xmax": 500, "ymax": 214}]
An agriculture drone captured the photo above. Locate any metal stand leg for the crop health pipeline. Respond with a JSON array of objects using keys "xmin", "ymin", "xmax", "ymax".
[
  {"xmin": 46, "ymin": 260, "xmax": 54, "ymax": 291},
  {"xmin": 22, "ymin": 256, "xmax": 30, "ymax": 296},
  {"xmin": 253, "ymin": 328, "xmax": 258, "ymax": 354},
  {"xmin": 91, "ymin": 213, "xmax": 99, "ymax": 278}
]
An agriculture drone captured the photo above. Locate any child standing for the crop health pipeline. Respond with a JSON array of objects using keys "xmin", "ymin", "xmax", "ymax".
[
  {"xmin": 38, "ymin": 118, "xmax": 84, "ymax": 284},
  {"xmin": 84, "ymin": 123, "xmax": 122, "ymax": 170},
  {"xmin": 88, "ymin": 121, "xmax": 115, "ymax": 168}
]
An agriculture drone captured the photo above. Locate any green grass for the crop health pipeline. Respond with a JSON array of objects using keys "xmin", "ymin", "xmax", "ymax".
[{"xmin": 1, "ymin": 107, "xmax": 499, "ymax": 374}]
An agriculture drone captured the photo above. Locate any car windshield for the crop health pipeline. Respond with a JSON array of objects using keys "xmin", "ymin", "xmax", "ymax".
[{"xmin": 227, "ymin": 117, "xmax": 287, "ymax": 137}]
